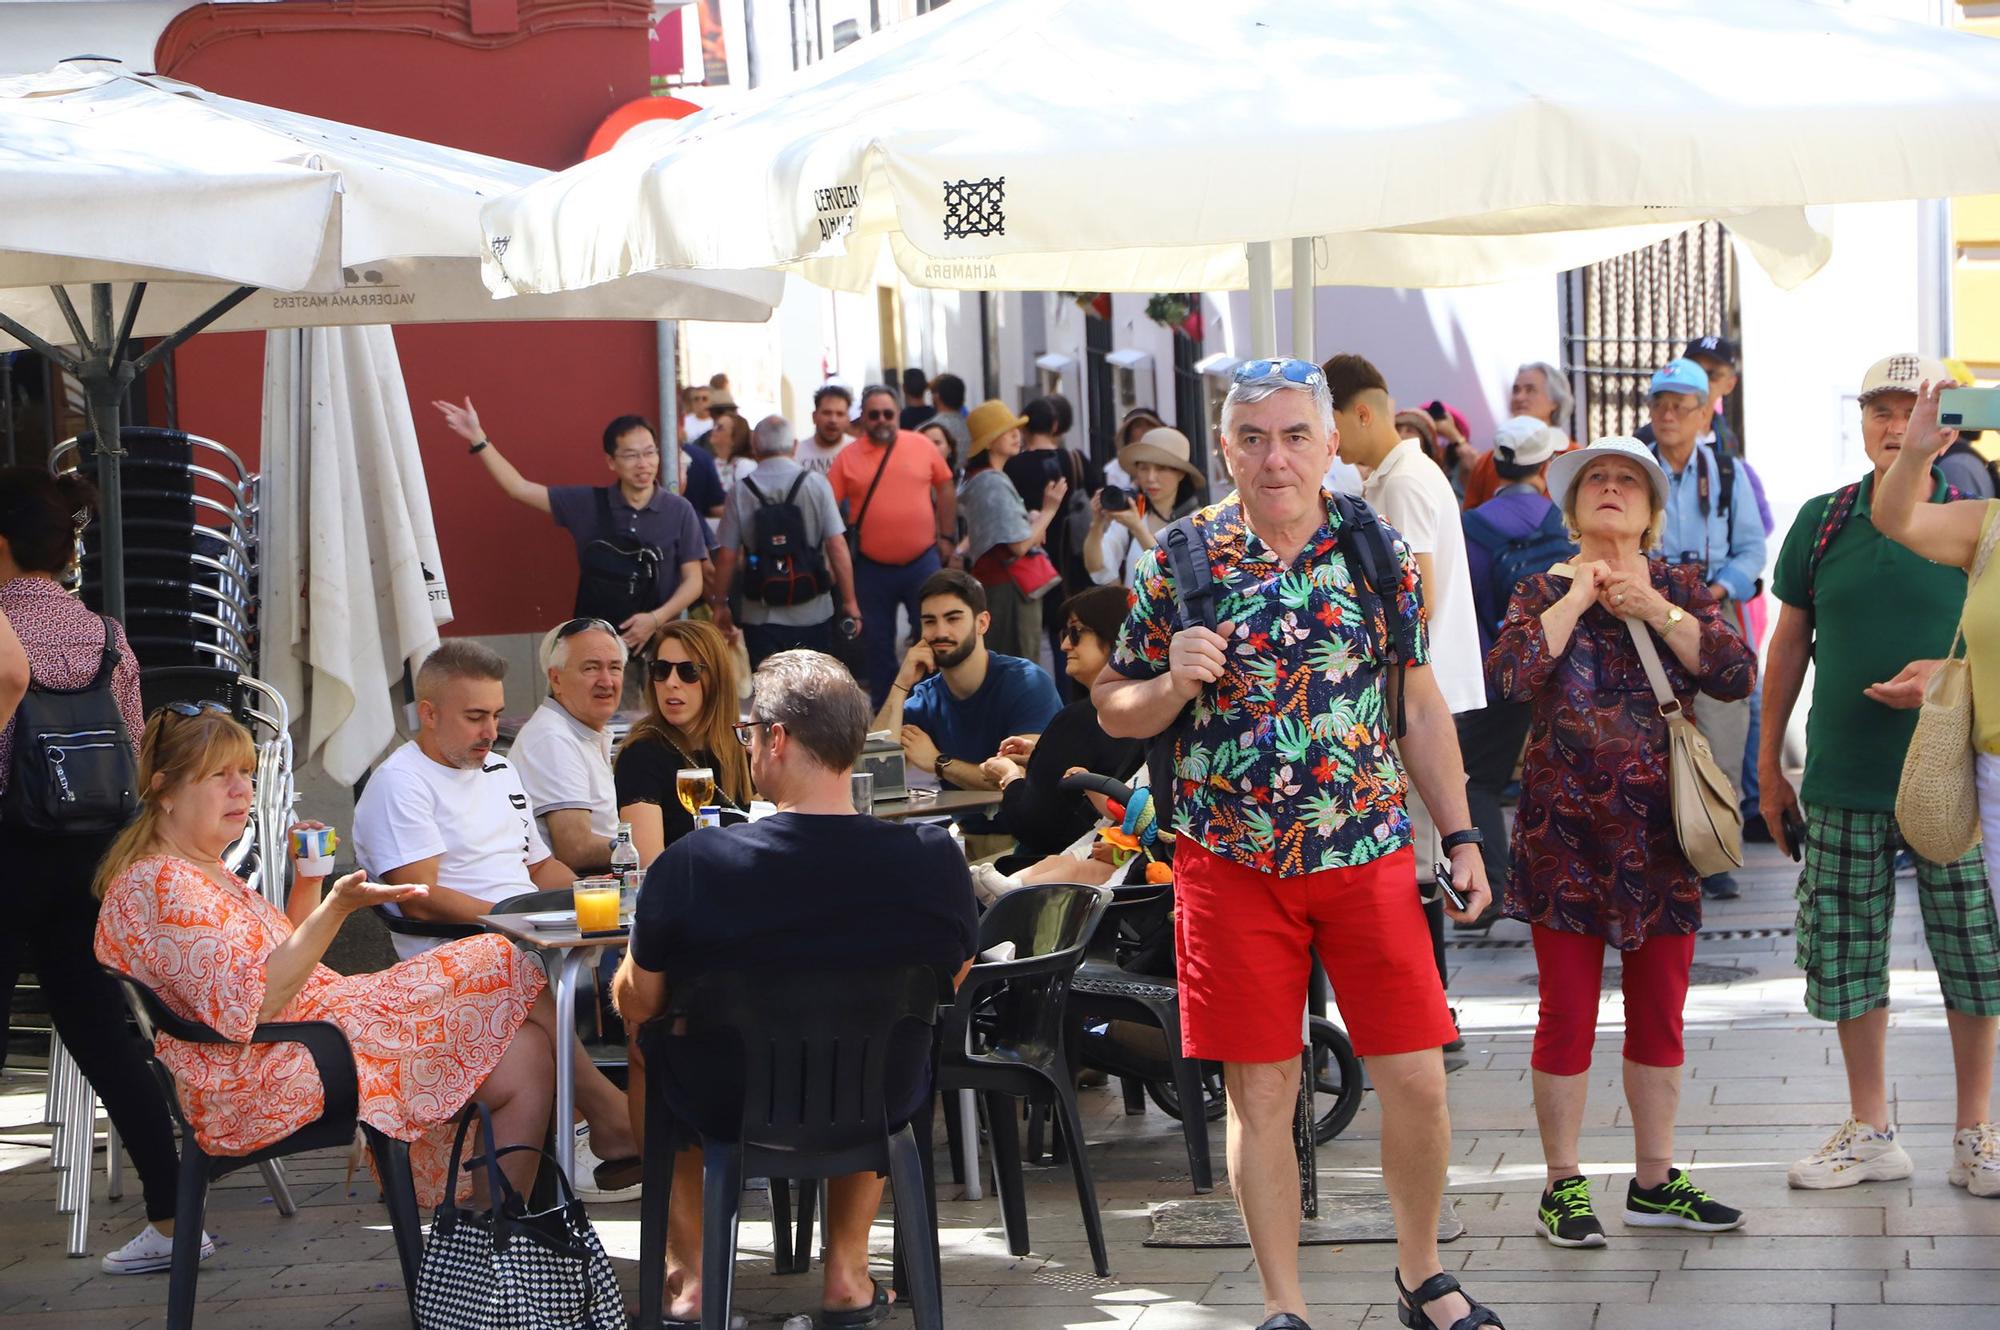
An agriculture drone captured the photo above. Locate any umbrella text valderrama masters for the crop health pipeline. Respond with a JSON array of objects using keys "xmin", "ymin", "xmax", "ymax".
[{"xmin": 0, "ymin": 59, "xmax": 783, "ymax": 621}]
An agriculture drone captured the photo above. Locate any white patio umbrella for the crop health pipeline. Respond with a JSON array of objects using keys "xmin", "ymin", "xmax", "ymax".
[
  {"xmin": 0, "ymin": 58, "xmax": 784, "ymax": 619},
  {"xmin": 481, "ymin": 0, "xmax": 2000, "ymax": 354}
]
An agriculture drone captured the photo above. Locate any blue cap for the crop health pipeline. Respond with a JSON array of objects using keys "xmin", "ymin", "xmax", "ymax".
[{"xmin": 1649, "ymin": 358, "xmax": 1710, "ymax": 399}]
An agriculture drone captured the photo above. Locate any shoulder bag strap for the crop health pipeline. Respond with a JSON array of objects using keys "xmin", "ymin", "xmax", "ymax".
[
  {"xmin": 91, "ymin": 615, "xmax": 122, "ymax": 687},
  {"xmin": 1943, "ymin": 500, "xmax": 2000, "ymax": 663},
  {"xmin": 1623, "ymin": 618, "xmax": 1685, "ymax": 719},
  {"xmin": 849, "ymin": 438, "xmax": 898, "ymax": 543}
]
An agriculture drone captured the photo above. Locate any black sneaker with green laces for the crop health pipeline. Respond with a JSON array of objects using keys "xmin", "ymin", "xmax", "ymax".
[
  {"xmin": 1621, "ymin": 1168, "xmax": 1744, "ymax": 1231},
  {"xmin": 1537, "ymin": 1174, "xmax": 1607, "ymax": 1248}
]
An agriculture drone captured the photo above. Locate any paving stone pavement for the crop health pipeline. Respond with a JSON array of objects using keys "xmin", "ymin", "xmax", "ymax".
[{"xmin": 3, "ymin": 841, "xmax": 1996, "ymax": 1328}]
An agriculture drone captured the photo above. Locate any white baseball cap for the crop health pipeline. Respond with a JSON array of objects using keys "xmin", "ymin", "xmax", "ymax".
[
  {"xmin": 1491, "ymin": 415, "xmax": 1563, "ymax": 469},
  {"xmin": 1857, "ymin": 353, "xmax": 1951, "ymax": 404},
  {"xmin": 1546, "ymin": 436, "xmax": 1669, "ymax": 516}
]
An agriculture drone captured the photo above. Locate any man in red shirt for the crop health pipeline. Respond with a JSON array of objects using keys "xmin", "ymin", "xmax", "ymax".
[{"xmin": 828, "ymin": 384, "xmax": 959, "ymax": 706}]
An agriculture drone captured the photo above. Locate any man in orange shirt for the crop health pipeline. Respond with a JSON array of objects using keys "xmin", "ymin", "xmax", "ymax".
[
  {"xmin": 828, "ymin": 384, "xmax": 960, "ymax": 706},
  {"xmin": 1460, "ymin": 362, "xmax": 1576, "ymax": 510}
]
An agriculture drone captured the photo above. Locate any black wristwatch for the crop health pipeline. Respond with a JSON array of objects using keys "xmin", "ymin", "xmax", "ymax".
[
  {"xmin": 469, "ymin": 437, "xmax": 489, "ymax": 455},
  {"xmin": 1441, "ymin": 828, "xmax": 1484, "ymax": 853}
]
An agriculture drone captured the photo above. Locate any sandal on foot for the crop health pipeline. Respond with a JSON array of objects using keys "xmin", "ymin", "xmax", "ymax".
[
  {"xmin": 1395, "ymin": 1270, "xmax": 1504, "ymax": 1330},
  {"xmin": 820, "ymin": 1278, "xmax": 892, "ymax": 1329},
  {"xmin": 1254, "ymin": 1317, "xmax": 1313, "ymax": 1330}
]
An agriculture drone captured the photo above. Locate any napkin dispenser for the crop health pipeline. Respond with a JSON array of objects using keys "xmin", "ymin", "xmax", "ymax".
[{"xmin": 859, "ymin": 734, "xmax": 908, "ymax": 801}]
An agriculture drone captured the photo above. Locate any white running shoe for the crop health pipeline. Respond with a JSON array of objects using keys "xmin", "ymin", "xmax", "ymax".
[
  {"xmin": 1787, "ymin": 1119, "xmax": 1913, "ymax": 1190},
  {"xmin": 100, "ymin": 1224, "xmax": 215, "ymax": 1275},
  {"xmin": 1949, "ymin": 1124, "xmax": 2000, "ymax": 1198}
]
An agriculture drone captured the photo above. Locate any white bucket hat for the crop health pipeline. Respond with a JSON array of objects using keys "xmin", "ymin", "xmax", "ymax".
[{"xmin": 1546, "ymin": 435, "xmax": 1669, "ymax": 517}]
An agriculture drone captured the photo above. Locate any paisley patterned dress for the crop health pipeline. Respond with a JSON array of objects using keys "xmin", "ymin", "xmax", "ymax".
[
  {"xmin": 1488, "ymin": 563, "xmax": 1756, "ymax": 950},
  {"xmin": 95, "ymin": 855, "xmax": 546, "ymax": 1205}
]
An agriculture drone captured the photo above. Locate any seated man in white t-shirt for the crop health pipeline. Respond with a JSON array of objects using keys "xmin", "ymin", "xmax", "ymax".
[
  {"xmin": 509, "ymin": 618, "xmax": 626, "ymax": 873},
  {"xmin": 352, "ymin": 639, "xmax": 641, "ymax": 1183}
]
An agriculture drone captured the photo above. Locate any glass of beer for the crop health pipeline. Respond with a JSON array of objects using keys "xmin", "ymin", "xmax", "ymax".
[
  {"xmin": 676, "ymin": 767, "xmax": 716, "ymax": 817},
  {"xmin": 572, "ymin": 881, "xmax": 621, "ymax": 933}
]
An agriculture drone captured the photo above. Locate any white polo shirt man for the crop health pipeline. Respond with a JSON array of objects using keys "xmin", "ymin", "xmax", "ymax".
[
  {"xmin": 353, "ymin": 742, "xmax": 550, "ymax": 960},
  {"xmin": 510, "ymin": 696, "xmax": 619, "ymax": 854},
  {"xmin": 1363, "ymin": 434, "xmax": 1486, "ymax": 713}
]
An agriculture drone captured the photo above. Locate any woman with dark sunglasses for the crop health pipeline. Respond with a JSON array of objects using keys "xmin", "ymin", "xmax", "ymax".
[
  {"xmin": 0, "ymin": 466, "xmax": 188, "ymax": 1273},
  {"xmin": 614, "ymin": 619, "xmax": 754, "ymax": 866}
]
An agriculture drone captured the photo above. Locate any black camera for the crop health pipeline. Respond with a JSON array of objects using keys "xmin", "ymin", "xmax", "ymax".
[{"xmin": 1099, "ymin": 484, "xmax": 1134, "ymax": 512}]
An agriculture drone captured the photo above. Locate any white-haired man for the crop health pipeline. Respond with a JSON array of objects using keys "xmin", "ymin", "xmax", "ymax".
[
  {"xmin": 711, "ymin": 415, "xmax": 859, "ymax": 669},
  {"xmin": 509, "ymin": 617, "xmax": 628, "ymax": 872},
  {"xmin": 1094, "ymin": 358, "xmax": 1501, "ymax": 1330},
  {"xmin": 1460, "ymin": 361, "xmax": 1574, "ymax": 510}
]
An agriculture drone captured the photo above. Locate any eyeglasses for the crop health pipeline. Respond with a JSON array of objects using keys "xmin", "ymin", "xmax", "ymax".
[
  {"xmin": 732, "ymin": 719, "xmax": 778, "ymax": 747},
  {"xmin": 648, "ymin": 658, "xmax": 705, "ymax": 684},
  {"xmin": 1058, "ymin": 622, "xmax": 1088, "ymax": 647},
  {"xmin": 863, "ymin": 407, "xmax": 899, "ymax": 422},
  {"xmin": 557, "ymin": 617, "xmax": 622, "ymax": 642},
  {"xmin": 161, "ymin": 700, "xmax": 231, "ymax": 720},
  {"xmin": 1231, "ymin": 358, "xmax": 1326, "ymax": 389},
  {"xmin": 612, "ymin": 448, "xmax": 660, "ymax": 463}
]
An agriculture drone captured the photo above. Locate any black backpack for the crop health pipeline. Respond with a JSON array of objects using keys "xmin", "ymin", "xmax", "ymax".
[
  {"xmin": 740, "ymin": 474, "xmax": 831, "ymax": 607},
  {"xmin": 1462, "ymin": 504, "xmax": 1578, "ymax": 639},
  {"xmin": 2, "ymin": 616, "xmax": 139, "ymax": 835},
  {"xmin": 1144, "ymin": 493, "xmax": 1414, "ymax": 825},
  {"xmin": 574, "ymin": 487, "xmax": 664, "ymax": 623}
]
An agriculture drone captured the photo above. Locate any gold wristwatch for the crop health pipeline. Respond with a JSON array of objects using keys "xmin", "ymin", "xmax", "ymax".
[{"xmin": 1662, "ymin": 606, "xmax": 1685, "ymax": 630}]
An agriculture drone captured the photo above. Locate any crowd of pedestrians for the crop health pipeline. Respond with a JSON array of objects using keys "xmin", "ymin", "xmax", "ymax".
[{"xmin": 6, "ymin": 329, "xmax": 2000, "ymax": 1330}]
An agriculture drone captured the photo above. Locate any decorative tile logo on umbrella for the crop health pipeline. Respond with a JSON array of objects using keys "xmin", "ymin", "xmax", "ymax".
[{"xmin": 943, "ymin": 177, "xmax": 1005, "ymax": 239}]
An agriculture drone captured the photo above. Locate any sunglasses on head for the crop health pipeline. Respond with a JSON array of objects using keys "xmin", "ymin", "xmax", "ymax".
[
  {"xmin": 648, "ymin": 658, "xmax": 705, "ymax": 684},
  {"xmin": 556, "ymin": 617, "xmax": 621, "ymax": 641},
  {"xmin": 162, "ymin": 700, "xmax": 231, "ymax": 720},
  {"xmin": 1232, "ymin": 358, "xmax": 1325, "ymax": 389}
]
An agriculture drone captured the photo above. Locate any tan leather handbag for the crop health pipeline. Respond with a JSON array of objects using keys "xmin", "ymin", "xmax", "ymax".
[
  {"xmin": 1895, "ymin": 507, "xmax": 2000, "ymax": 864},
  {"xmin": 1627, "ymin": 620, "xmax": 1744, "ymax": 877}
]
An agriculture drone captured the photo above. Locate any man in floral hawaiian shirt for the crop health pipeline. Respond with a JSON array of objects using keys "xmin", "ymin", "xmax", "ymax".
[{"xmin": 1095, "ymin": 358, "xmax": 1499, "ymax": 1330}]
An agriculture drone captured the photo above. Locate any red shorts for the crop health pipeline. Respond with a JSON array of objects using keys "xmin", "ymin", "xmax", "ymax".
[{"xmin": 1174, "ymin": 840, "xmax": 1457, "ymax": 1062}]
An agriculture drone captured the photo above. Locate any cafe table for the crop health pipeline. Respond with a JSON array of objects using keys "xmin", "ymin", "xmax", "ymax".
[
  {"xmin": 479, "ymin": 908, "xmax": 626, "ymax": 1185},
  {"xmin": 869, "ymin": 786, "xmax": 1003, "ymax": 820}
]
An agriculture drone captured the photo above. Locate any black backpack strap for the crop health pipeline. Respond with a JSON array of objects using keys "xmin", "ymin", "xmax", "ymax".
[
  {"xmin": 741, "ymin": 476, "xmax": 768, "ymax": 506},
  {"xmin": 783, "ymin": 473, "xmax": 809, "ymax": 505},
  {"xmin": 1716, "ymin": 450, "xmax": 1736, "ymax": 522},
  {"xmin": 1330, "ymin": 492, "xmax": 1411, "ymax": 739},
  {"xmin": 594, "ymin": 483, "xmax": 613, "ymax": 527},
  {"xmin": 91, "ymin": 615, "xmax": 121, "ymax": 687},
  {"xmin": 1159, "ymin": 516, "xmax": 1217, "ymax": 632}
]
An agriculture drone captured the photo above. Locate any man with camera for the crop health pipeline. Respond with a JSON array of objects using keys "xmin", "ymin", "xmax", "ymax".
[
  {"xmin": 708, "ymin": 416, "xmax": 859, "ymax": 668},
  {"xmin": 1095, "ymin": 357, "xmax": 1499, "ymax": 1330}
]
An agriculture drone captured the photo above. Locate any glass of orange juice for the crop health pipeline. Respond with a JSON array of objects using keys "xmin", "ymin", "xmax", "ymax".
[{"xmin": 572, "ymin": 881, "xmax": 621, "ymax": 933}]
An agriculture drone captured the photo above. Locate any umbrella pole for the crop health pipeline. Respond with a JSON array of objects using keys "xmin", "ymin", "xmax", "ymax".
[
  {"xmin": 1246, "ymin": 241, "xmax": 1276, "ymax": 358},
  {"xmin": 1290, "ymin": 237, "xmax": 1315, "ymax": 362},
  {"xmin": 83, "ymin": 285, "xmax": 134, "ymax": 623}
]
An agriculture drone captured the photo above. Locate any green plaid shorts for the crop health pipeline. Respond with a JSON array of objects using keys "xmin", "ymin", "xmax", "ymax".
[{"xmin": 1795, "ymin": 804, "xmax": 2000, "ymax": 1023}]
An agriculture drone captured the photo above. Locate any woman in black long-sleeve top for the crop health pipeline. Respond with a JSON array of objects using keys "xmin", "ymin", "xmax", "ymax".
[{"xmin": 980, "ymin": 585, "xmax": 1144, "ymax": 867}]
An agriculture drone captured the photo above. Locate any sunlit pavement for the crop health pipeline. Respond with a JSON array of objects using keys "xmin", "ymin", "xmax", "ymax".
[{"xmin": 3, "ymin": 840, "xmax": 1994, "ymax": 1329}]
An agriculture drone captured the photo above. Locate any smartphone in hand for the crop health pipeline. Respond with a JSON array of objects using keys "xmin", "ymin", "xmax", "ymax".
[
  {"xmin": 1431, "ymin": 860, "xmax": 1469, "ymax": 912},
  {"xmin": 1781, "ymin": 807, "xmax": 1806, "ymax": 863}
]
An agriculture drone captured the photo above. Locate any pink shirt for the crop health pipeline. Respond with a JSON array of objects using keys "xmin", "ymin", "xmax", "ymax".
[{"xmin": 0, "ymin": 577, "xmax": 142, "ymax": 794}]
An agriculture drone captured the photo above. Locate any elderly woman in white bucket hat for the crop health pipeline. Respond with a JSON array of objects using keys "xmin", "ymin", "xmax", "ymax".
[
  {"xmin": 1083, "ymin": 426, "xmax": 1208, "ymax": 590},
  {"xmin": 1487, "ymin": 435, "xmax": 1757, "ymax": 1251}
]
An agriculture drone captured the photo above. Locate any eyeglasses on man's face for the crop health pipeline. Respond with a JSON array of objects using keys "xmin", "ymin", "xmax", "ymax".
[{"xmin": 732, "ymin": 718, "xmax": 780, "ymax": 748}]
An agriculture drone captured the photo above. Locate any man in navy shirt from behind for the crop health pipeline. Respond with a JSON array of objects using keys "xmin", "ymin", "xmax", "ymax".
[
  {"xmin": 872, "ymin": 569, "xmax": 1062, "ymax": 789},
  {"xmin": 614, "ymin": 650, "xmax": 977, "ymax": 1327}
]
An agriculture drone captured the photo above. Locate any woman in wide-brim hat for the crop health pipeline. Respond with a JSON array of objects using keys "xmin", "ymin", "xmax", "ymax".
[
  {"xmin": 1084, "ymin": 425, "xmax": 1208, "ymax": 589},
  {"xmin": 1488, "ymin": 434, "xmax": 1756, "ymax": 1252},
  {"xmin": 958, "ymin": 399, "xmax": 1064, "ymax": 660}
]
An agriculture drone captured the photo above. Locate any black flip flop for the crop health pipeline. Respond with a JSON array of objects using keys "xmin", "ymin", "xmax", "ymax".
[
  {"xmin": 1255, "ymin": 1316, "xmax": 1313, "ymax": 1330},
  {"xmin": 820, "ymin": 1278, "xmax": 892, "ymax": 1329},
  {"xmin": 593, "ymin": 1154, "xmax": 644, "ymax": 1192}
]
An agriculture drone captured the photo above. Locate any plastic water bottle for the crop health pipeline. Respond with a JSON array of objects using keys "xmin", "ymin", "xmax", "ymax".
[{"xmin": 610, "ymin": 821, "xmax": 640, "ymax": 894}]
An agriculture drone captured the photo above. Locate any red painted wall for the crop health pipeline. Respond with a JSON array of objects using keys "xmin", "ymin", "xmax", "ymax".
[{"xmin": 156, "ymin": 0, "xmax": 660, "ymax": 636}]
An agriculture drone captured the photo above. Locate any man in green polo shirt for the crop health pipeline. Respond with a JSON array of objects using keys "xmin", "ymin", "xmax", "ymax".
[{"xmin": 1761, "ymin": 353, "xmax": 2000, "ymax": 1199}]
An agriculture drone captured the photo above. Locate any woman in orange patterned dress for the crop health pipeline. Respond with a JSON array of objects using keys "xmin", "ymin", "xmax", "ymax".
[{"xmin": 93, "ymin": 706, "xmax": 558, "ymax": 1205}]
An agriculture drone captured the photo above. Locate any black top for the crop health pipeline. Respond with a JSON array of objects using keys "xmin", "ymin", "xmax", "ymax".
[
  {"xmin": 613, "ymin": 733, "xmax": 740, "ymax": 852},
  {"xmin": 997, "ymin": 699, "xmax": 1144, "ymax": 857},
  {"xmin": 629, "ymin": 812, "xmax": 978, "ymax": 981},
  {"xmin": 1004, "ymin": 447, "xmax": 1100, "ymax": 585},
  {"xmin": 901, "ymin": 404, "xmax": 938, "ymax": 431}
]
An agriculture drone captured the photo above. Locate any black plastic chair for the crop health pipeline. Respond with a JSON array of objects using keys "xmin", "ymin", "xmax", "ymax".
[
  {"xmin": 634, "ymin": 966, "xmax": 946, "ymax": 1330},
  {"xmin": 1067, "ymin": 882, "xmax": 1213, "ymax": 1192},
  {"xmin": 937, "ymin": 882, "xmax": 1112, "ymax": 1277},
  {"xmin": 106, "ymin": 969, "xmax": 425, "ymax": 1330}
]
